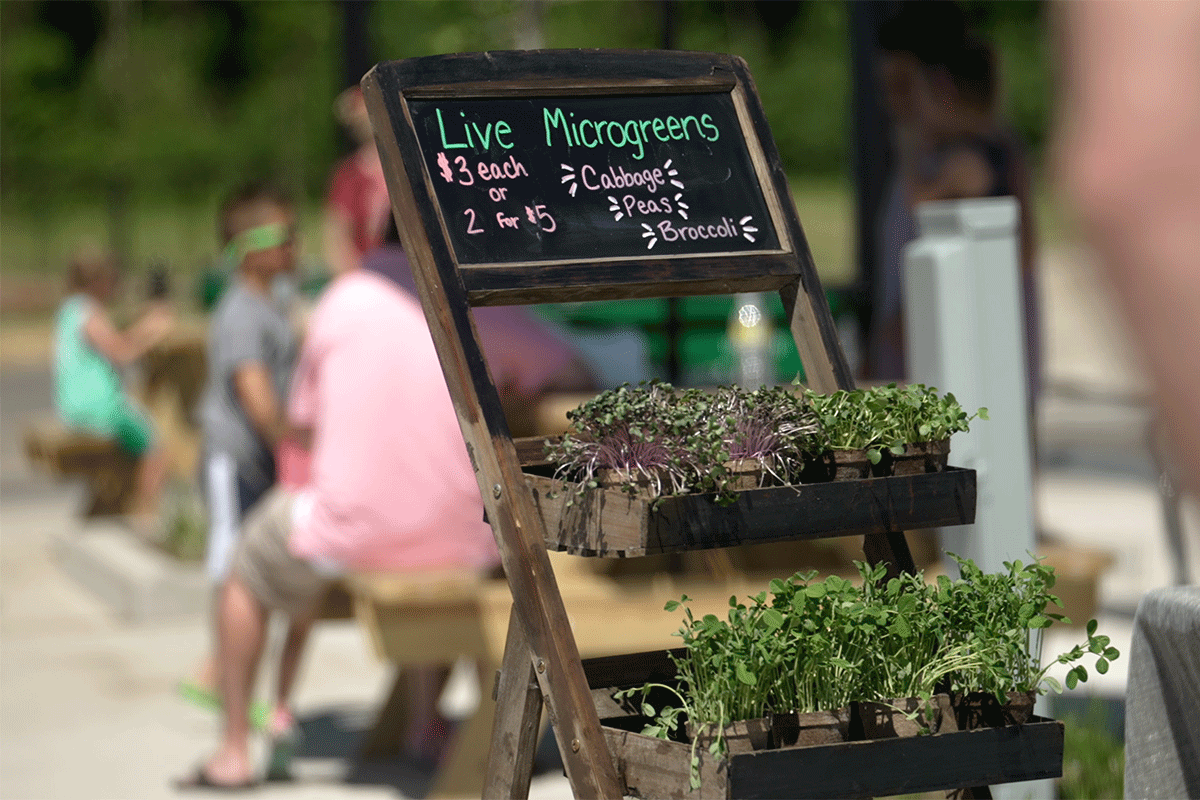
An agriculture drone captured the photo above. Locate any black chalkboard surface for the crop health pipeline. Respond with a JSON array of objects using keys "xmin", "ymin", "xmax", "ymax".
[{"xmin": 407, "ymin": 93, "xmax": 780, "ymax": 264}]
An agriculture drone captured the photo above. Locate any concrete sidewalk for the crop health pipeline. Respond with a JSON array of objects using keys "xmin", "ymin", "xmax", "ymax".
[
  {"xmin": 2, "ymin": 244, "xmax": 1197, "ymax": 799},
  {"xmin": 0, "ymin": 364, "xmax": 572, "ymax": 800},
  {"xmin": 0, "ymin": 482, "xmax": 575, "ymax": 800}
]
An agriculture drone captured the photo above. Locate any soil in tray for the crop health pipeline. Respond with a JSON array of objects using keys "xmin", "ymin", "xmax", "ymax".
[
  {"xmin": 854, "ymin": 695, "xmax": 953, "ymax": 738},
  {"xmin": 954, "ymin": 690, "xmax": 1036, "ymax": 729}
]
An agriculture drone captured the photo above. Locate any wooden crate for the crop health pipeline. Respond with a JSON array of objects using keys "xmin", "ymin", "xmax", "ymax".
[
  {"xmin": 584, "ymin": 650, "xmax": 1064, "ymax": 800},
  {"xmin": 528, "ymin": 467, "xmax": 977, "ymax": 557}
]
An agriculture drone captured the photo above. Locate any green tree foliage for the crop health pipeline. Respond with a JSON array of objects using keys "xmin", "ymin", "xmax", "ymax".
[
  {"xmin": 2, "ymin": 0, "xmax": 340, "ymax": 208},
  {"xmin": 1, "ymin": 1, "xmax": 1049, "ymax": 215}
]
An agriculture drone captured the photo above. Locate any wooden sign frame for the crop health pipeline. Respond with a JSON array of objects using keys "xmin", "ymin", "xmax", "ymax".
[{"xmin": 363, "ymin": 49, "xmax": 914, "ymax": 799}]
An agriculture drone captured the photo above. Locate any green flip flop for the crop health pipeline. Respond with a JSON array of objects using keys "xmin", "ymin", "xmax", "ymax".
[{"xmin": 177, "ymin": 681, "xmax": 270, "ymax": 731}]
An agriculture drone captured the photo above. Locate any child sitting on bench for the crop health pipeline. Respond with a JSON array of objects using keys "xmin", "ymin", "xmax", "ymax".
[{"xmin": 53, "ymin": 248, "xmax": 175, "ymax": 528}]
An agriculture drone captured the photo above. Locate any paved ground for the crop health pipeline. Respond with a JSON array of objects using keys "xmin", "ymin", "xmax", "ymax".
[
  {"xmin": 2, "ymin": 245, "xmax": 1198, "ymax": 799},
  {"xmin": 0, "ymin": 351, "xmax": 572, "ymax": 799}
]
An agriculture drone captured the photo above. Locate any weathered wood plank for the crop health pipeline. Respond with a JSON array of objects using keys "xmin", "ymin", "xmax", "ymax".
[
  {"xmin": 528, "ymin": 468, "xmax": 977, "ymax": 557},
  {"xmin": 461, "ymin": 259, "xmax": 797, "ymax": 307},
  {"xmin": 582, "ymin": 648, "xmax": 684, "ymax": 690},
  {"xmin": 726, "ymin": 718, "xmax": 1063, "ymax": 799},
  {"xmin": 484, "ymin": 612, "xmax": 543, "ymax": 799},
  {"xmin": 529, "ymin": 476, "xmax": 652, "ymax": 556},
  {"xmin": 402, "ymin": 75, "xmax": 737, "ymax": 99},
  {"xmin": 370, "ymin": 49, "xmax": 740, "ymax": 93},
  {"xmin": 514, "ymin": 436, "xmax": 556, "ymax": 467},
  {"xmin": 602, "ymin": 727, "xmax": 728, "ymax": 800},
  {"xmin": 864, "ymin": 530, "xmax": 918, "ymax": 580},
  {"xmin": 589, "ymin": 658, "xmax": 1061, "ymax": 799}
]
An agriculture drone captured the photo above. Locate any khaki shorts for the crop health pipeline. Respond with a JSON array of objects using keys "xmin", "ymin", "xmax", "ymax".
[{"xmin": 232, "ymin": 487, "xmax": 330, "ymax": 618}]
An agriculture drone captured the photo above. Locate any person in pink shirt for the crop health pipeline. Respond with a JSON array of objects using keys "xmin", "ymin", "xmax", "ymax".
[
  {"xmin": 373, "ymin": 216, "xmax": 596, "ymax": 437},
  {"xmin": 178, "ymin": 238, "xmax": 500, "ymax": 790}
]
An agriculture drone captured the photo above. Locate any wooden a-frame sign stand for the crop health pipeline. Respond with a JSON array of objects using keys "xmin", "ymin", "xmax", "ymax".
[{"xmin": 363, "ymin": 50, "xmax": 1058, "ymax": 799}]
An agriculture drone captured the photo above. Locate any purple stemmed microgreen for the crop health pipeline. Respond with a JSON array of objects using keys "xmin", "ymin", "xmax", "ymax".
[
  {"xmin": 718, "ymin": 386, "xmax": 820, "ymax": 485},
  {"xmin": 545, "ymin": 382, "xmax": 738, "ymax": 507}
]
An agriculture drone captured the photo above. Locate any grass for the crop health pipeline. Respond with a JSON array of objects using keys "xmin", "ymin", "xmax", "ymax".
[
  {"xmin": 0, "ymin": 200, "xmax": 327, "ymax": 285},
  {"xmin": 1058, "ymin": 701, "xmax": 1125, "ymax": 799},
  {"xmin": 790, "ymin": 178, "xmax": 856, "ymax": 288}
]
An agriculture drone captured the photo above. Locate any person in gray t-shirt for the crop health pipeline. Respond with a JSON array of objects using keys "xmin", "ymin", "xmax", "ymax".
[
  {"xmin": 182, "ymin": 184, "xmax": 299, "ymax": 728},
  {"xmin": 200, "ymin": 185, "xmax": 299, "ymax": 582},
  {"xmin": 201, "ymin": 284, "xmax": 296, "ymax": 516}
]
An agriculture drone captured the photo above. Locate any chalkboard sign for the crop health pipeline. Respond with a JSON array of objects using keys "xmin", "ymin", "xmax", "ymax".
[
  {"xmin": 406, "ymin": 92, "xmax": 780, "ymax": 264},
  {"xmin": 363, "ymin": 50, "xmax": 849, "ymax": 392},
  {"xmin": 362, "ymin": 50, "xmax": 823, "ymax": 300}
]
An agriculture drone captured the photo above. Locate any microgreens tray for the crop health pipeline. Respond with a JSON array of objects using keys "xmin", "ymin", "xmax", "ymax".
[{"xmin": 525, "ymin": 466, "xmax": 976, "ymax": 557}]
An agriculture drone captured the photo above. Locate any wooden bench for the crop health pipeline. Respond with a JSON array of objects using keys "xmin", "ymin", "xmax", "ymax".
[
  {"xmin": 23, "ymin": 416, "xmax": 138, "ymax": 517},
  {"xmin": 346, "ymin": 547, "xmax": 849, "ymax": 799}
]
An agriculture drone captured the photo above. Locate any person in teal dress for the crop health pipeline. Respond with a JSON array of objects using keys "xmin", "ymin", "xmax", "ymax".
[{"xmin": 54, "ymin": 248, "xmax": 175, "ymax": 526}]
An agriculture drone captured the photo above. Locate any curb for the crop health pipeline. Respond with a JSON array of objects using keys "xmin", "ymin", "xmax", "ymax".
[{"xmin": 52, "ymin": 521, "xmax": 209, "ymax": 623}]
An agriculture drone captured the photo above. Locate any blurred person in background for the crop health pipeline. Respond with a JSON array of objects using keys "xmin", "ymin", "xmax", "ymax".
[
  {"xmin": 180, "ymin": 182, "xmax": 302, "ymax": 731},
  {"xmin": 373, "ymin": 216, "xmax": 597, "ymax": 437},
  {"xmin": 1058, "ymin": 14, "xmax": 1200, "ymax": 798},
  {"xmin": 323, "ymin": 86, "xmax": 391, "ymax": 277},
  {"xmin": 53, "ymin": 248, "xmax": 175, "ymax": 530},
  {"xmin": 177, "ymin": 222, "xmax": 501, "ymax": 790},
  {"xmin": 1056, "ymin": 0, "xmax": 1200, "ymax": 497},
  {"xmin": 867, "ymin": 2, "xmax": 1041, "ymax": 413}
]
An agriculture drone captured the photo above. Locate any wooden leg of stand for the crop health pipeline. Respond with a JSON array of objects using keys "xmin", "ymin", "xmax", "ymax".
[
  {"xmin": 863, "ymin": 530, "xmax": 917, "ymax": 579},
  {"xmin": 359, "ymin": 667, "xmax": 412, "ymax": 759},
  {"xmin": 483, "ymin": 612, "xmax": 544, "ymax": 800},
  {"xmin": 941, "ymin": 708, "xmax": 992, "ymax": 799}
]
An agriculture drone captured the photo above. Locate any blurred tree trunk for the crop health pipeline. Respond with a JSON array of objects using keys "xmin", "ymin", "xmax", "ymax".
[
  {"xmin": 100, "ymin": 0, "xmax": 135, "ymax": 274},
  {"xmin": 338, "ymin": 0, "xmax": 373, "ymax": 155},
  {"xmin": 510, "ymin": 0, "xmax": 545, "ymax": 50}
]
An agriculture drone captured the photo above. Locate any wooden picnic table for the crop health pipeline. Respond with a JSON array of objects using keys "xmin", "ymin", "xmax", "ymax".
[{"xmin": 346, "ymin": 547, "xmax": 830, "ymax": 799}]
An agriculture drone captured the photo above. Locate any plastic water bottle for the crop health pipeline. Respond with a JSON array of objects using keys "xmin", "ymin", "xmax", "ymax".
[{"xmin": 729, "ymin": 292, "xmax": 772, "ymax": 387}]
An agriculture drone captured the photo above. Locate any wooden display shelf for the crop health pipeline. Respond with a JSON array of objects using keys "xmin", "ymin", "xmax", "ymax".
[
  {"xmin": 584, "ymin": 650, "xmax": 1064, "ymax": 800},
  {"xmin": 526, "ymin": 467, "xmax": 977, "ymax": 557},
  {"xmin": 365, "ymin": 50, "xmax": 1026, "ymax": 799},
  {"xmin": 601, "ymin": 715, "xmax": 1064, "ymax": 799}
]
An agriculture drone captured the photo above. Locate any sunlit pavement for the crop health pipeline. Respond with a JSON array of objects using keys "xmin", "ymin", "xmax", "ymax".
[{"xmin": 2, "ymin": 245, "xmax": 1197, "ymax": 799}]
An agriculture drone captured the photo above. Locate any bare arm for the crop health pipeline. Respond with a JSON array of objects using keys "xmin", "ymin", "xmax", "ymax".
[
  {"xmin": 83, "ymin": 303, "xmax": 174, "ymax": 366},
  {"xmin": 233, "ymin": 362, "xmax": 285, "ymax": 449},
  {"xmin": 1056, "ymin": 0, "xmax": 1200, "ymax": 493},
  {"xmin": 322, "ymin": 208, "xmax": 360, "ymax": 277}
]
